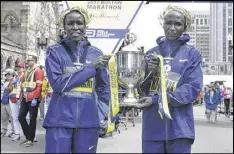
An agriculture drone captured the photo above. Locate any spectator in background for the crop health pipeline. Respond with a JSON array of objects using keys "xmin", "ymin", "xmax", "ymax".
[
  {"xmin": 1, "ymin": 69, "xmax": 15, "ymax": 137},
  {"xmin": 8, "ymin": 63, "xmax": 29, "ymax": 141},
  {"xmin": 195, "ymin": 91, "xmax": 204, "ymax": 106},
  {"xmin": 222, "ymin": 86, "xmax": 232, "ymax": 117},
  {"xmin": 205, "ymin": 84, "xmax": 221, "ymax": 123},
  {"xmin": 18, "ymin": 55, "xmax": 44, "ymax": 147}
]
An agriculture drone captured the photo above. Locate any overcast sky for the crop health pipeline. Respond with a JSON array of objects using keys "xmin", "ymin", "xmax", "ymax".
[{"xmin": 131, "ymin": 2, "xmax": 211, "ymax": 50}]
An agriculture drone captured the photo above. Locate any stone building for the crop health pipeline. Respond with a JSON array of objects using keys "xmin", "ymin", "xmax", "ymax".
[{"xmin": 1, "ymin": 2, "xmax": 61, "ymax": 72}]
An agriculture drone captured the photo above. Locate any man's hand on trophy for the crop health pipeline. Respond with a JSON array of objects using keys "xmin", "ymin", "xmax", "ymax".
[
  {"xmin": 147, "ymin": 56, "xmax": 160, "ymax": 73},
  {"xmin": 93, "ymin": 55, "xmax": 111, "ymax": 69},
  {"xmin": 136, "ymin": 97, "xmax": 153, "ymax": 109}
]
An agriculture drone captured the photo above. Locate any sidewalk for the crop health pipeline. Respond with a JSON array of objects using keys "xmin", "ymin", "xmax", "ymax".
[
  {"xmin": 193, "ymin": 104, "xmax": 233, "ymax": 123},
  {"xmin": 1, "ymin": 105, "xmax": 233, "ymax": 153}
]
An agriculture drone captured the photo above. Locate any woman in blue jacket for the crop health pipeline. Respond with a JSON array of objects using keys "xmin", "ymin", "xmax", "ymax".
[
  {"xmin": 43, "ymin": 7, "xmax": 111, "ymax": 153},
  {"xmin": 135, "ymin": 5, "xmax": 203, "ymax": 153}
]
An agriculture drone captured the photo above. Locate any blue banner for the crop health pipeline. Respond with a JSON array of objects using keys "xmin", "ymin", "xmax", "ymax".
[{"xmin": 86, "ymin": 29, "xmax": 129, "ymax": 39}]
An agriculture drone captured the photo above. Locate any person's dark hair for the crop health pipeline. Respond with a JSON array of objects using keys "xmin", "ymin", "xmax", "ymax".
[{"xmin": 63, "ymin": 10, "xmax": 86, "ymax": 28}]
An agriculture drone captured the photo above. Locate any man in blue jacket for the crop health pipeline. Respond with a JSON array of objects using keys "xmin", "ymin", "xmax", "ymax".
[
  {"xmin": 43, "ymin": 8, "xmax": 111, "ymax": 153},
  {"xmin": 204, "ymin": 84, "xmax": 221, "ymax": 123},
  {"xmin": 1, "ymin": 69, "xmax": 15, "ymax": 137},
  {"xmin": 136, "ymin": 6, "xmax": 203, "ymax": 153}
]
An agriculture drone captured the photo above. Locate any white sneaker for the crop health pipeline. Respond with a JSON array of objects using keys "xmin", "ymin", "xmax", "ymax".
[
  {"xmin": 12, "ymin": 134, "xmax": 20, "ymax": 141},
  {"xmin": 8, "ymin": 132, "xmax": 15, "ymax": 138}
]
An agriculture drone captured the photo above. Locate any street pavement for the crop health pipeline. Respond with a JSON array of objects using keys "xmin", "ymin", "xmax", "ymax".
[{"xmin": 1, "ymin": 105, "xmax": 233, "ymax": 153}]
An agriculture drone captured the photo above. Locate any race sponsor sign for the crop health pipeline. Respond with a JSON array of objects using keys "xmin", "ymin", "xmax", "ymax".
[{"xmin": 62, "ymin": 1, "xmax": 146, "ymax": 54}]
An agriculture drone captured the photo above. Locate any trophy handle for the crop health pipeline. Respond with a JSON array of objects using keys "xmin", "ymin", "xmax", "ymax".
[{"xmin": 134, "ymin": 74, "xmax": 145, "ymax": 88}]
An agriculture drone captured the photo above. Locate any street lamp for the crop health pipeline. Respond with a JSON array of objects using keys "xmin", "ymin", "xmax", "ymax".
[
  {"xmin": 36, "ymin": 31, "xmax": 49, "ymax": 48},
  {"xmin": 36, "ymin": 31, "xmax": 49, "ymax": 66}
]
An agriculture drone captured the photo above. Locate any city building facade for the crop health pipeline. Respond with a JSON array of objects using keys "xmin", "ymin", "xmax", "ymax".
[
  {"xmin": 1, "ymin": 2, "xmax": 61, "ymax": 72},
  {"xmin": 209, "ymin": 3, "xmax": 233, "ymax": 75},
  {"xmin": 187, "ymin": 10, "xmax": 210, "ymax": 62}
]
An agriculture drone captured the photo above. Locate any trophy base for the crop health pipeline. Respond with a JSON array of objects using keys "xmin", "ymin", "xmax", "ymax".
[{"xmin": 119, "ymin": 97, "xmax": 142, "ymax": 108}]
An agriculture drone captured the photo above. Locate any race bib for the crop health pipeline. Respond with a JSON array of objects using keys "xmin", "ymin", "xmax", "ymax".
[
  {"xmin": 21, "ymin": 82, "xmax": 37, "ymax": 92},
  {"xmin": 64, "ymin": 78, "xmax": 94, "ymax": 99}
]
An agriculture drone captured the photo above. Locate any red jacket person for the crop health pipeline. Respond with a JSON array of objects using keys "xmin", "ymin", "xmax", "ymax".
[{"xmin": 18, "ymin": 55, "xmax": 44, "ymax": 147}]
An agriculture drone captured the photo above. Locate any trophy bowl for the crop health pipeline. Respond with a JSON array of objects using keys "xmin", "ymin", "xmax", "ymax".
[{"xmin": 117, "ymin": 33, "xmax": 146, "ymax": 108}]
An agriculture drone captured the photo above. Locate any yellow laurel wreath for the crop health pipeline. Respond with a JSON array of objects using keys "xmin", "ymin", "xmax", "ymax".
[
  {"xmin": 158, "ymin": 5, "xmax": 191, "ymax": 32},
  {"xmin": 58, "ymin": 6, "xmax": 93, "ymax": 28}
]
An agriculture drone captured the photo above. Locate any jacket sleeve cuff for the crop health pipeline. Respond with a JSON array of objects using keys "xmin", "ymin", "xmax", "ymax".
[{"xmin": 84, "ymin": 63, "xmax": 97, "ymax": 74}]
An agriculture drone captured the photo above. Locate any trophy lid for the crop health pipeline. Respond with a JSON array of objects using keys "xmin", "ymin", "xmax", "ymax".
[
  {"xmin": 118, "ymin": 32, "xmax": 144, "ymax": 54},
  {"xmin": 121, "ymin": 43, "xmax": 141, "ymax": 53}
]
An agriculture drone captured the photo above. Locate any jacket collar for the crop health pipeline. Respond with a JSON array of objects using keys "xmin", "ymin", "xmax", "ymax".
[
  {"xmin": 156, "ymin": 34, "xmax": 190, "ymax": 46},
  {"xmin": 61, "ymin": 37, "xmax": 89, "ymax": 52}
]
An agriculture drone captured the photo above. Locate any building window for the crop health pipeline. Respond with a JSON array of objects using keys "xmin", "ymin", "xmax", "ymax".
[
  {"xmin": 228, "ymin": 3, "xmax": 232, "ymax": 7},
  {"xmin": 228, "ymin": 9, "xmax": 232, "ymax": 16},
  {"xmin": 196, "ymin": 19, "xmax": 199, "ymax": 25},
  {"xmin": 3, "ymin": 15, "xmax": 19, "ymax": 33},
  {"xmin": 228, "ymin": 28, "xmax": 232, "ymax": 34},
  {"xmin": 228, "ymin": 18, "xmax": 232, "ymax": 26},
  {"xmin": 200, "ymin": 19, "xmax": 203, "ymax": 25},
  {"xmin": 205, "ymin": 19, "xmax": 208, "ymax": 25}
]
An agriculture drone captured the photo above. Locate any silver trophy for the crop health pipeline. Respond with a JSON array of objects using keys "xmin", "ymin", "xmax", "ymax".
[{"xmin": 117, "ymin": 33, "xmax": 146, "ymax": 107}]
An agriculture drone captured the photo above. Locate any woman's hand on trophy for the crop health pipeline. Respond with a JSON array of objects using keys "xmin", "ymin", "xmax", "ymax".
[
  {"xmin": 147, "ymin": 56, "xmax": 160, "ymax": 72},
  {"xmin": 120, "ymin": 106, "xmax": 133, "ymax": 115},
  {"xmin": 136, "ymin": 97, "xmax": 153, "ymax": 109},
  {"xmin": 92, "ymin": 55, "xmax": 111, "ymax": 69}
]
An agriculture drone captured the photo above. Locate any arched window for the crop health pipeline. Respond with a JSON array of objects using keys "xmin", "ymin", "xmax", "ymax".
[
  {"xmin": 15, "ymin": 57, "xmax": 21, "ymax": 66},
  {"xmin": 6, "ymin": 56, "xmax": 13, "ymax": 69},
  {"xmin": 3, "ymin": 13, "xmax": 19, "ymax": 33},
  {"xmin": 1, "ymin": 53, "xmax": 4, "ymax": 72}
]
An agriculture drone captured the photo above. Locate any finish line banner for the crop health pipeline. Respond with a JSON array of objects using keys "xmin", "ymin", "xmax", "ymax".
[{"xmin": 62, "ymin": 1, "xmax": 146, "ymax": 54}]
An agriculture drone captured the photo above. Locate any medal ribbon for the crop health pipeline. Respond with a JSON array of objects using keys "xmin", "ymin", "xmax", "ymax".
[
  {"xmin": 108, "ymin": 56, "xmax": 120, "ymax": 117},
  {"xmin": 106, "ymin": 99, "xmax": 115, "ymax": 133},
  {"xmin": 153, "ymin": 53, "xmax": 172, "ymax": 120}
]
